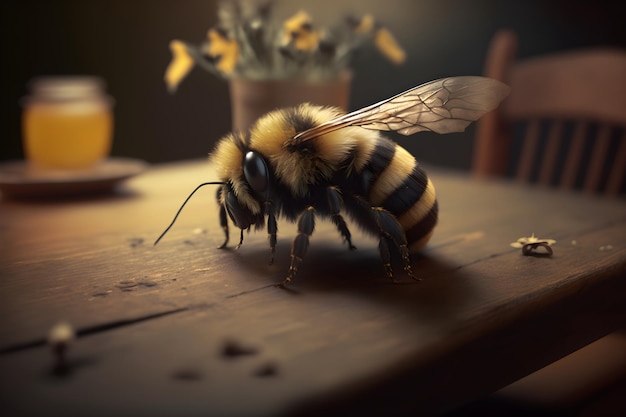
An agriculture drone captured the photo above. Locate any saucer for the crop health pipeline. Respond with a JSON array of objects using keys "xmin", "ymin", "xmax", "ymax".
[{"xmin": 0, "ymin": 157, "xmax": 148, "ymax": 199}]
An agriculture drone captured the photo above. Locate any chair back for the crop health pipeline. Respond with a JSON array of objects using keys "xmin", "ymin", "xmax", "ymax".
[{"xmin": 473, "ymin": 29, "xmax": 626, "ymax": 195}]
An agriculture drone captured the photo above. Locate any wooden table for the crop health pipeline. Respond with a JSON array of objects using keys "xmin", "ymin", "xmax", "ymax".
[{"xmin": 1, "ymin": 159, "xmax": 625, "ymax": 416}]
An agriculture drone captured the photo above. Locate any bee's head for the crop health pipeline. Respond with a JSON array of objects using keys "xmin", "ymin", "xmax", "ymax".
[
  {"xmin": 154, "ymin": 136, "xmax": 269, "ymax": 246},
  {"xmin": 219, "ymin": 150, "xmax": 270, "ymax": 230},
  {"xmin": 211, "ymin": 132, "xmax": 272, "ymax": 229}
]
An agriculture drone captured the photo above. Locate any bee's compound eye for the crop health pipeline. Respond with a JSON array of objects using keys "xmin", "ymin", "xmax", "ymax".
[{"xmin": 243, "ymin": 151, "xmax": 269, "ymax": 194}]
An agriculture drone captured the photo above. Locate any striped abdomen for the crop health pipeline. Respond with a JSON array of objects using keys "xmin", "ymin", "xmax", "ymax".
[{"xmin": 356, "ymin": 135, "xmax": 438, "ymax": 251}]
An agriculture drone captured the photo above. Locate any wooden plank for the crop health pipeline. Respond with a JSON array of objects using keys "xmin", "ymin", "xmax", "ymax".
[
  {"xmin": 0, "ymin": 213, "xmax": 623, "ymax": 416},
  {"xmin": 1, "ymin": 160, "xmax": 625, "ymax": 416},
  {"xmin": 505, "ymin": 49, "xmax": 626, "ymax": 123},
  {"xmin": 1, "ymin": 161, "xmax": 625, "ymax": 347}
]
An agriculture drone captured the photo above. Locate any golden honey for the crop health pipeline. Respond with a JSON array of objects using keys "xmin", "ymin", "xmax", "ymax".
[{"xmin": 22, "ymin": 77, "xmax": 114, "ymax": 169}]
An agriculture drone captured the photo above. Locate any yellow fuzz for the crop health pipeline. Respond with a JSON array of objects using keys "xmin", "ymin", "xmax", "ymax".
[
  {"xmin": 210, "ymin": 133, "xmax": 261, "ymax": 215},
  {"xmin": 249, "ymin": 104, "xmax": 371, "ymax": 197}
]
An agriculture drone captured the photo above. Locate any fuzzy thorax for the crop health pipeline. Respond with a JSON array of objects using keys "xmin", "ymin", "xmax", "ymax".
[{"xmin": 249, "ymin": 104, "xmax": 375, "ymax": 197}]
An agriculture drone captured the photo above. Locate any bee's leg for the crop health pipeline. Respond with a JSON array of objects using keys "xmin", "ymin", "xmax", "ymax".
[
  {"xmin": 378, "ymin": 235, "xmax": 397, "ymax": 282},
  {"xmin": 280, "ymin": 206, "xmax": 315, "ymax": 287},
  {"xmin": 327, "ymin": 186, "xmax": 356, "ymax": 250},
  {"xmin": 217, "ymin": 188, "xmax": 229, "ymax": 249},
  {"xmin": 265, "ymin": 201, "xmax": 277, "ymax": 264},
  {"xmin": 235, "ymin": 229, "xmax": 244, "ymax": 250},
  {"xmin": 371, "ymin": 207, "xmax": 417, "ymax": 282}
]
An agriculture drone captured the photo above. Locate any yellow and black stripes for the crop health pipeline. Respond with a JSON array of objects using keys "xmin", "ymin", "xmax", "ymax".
[
  {"xmin": 359, "ymin": 135, "xmax": 438, "ymax": 251},
  {"xmin": 212, "ymin": 104, "xmax": 438, "ymax": 256},
  {"xmin": 359, "ymin": 136, "xmax": 396, "ymax": 192}
]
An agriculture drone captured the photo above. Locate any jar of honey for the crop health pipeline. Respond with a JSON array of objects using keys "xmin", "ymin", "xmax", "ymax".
[{"xmin": 22, "ymin": 76, "xmax": 114, "ymax": 170}]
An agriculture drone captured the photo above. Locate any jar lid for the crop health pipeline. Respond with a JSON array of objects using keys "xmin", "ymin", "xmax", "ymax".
[
  {"xmin": 22, "ymin": 76, "xmax": 112, "ymax": 105},
  {"xmin": 30, "ymin": 76, "xmax": 105, "ymax": 98}
]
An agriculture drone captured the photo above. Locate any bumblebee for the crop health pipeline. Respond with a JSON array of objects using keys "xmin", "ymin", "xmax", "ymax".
[{"xmin": 157, "ymin": 76, "xmax": 509, "ymax": 286}]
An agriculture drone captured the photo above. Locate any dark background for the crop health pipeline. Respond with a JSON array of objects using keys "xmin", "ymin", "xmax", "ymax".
[{"xmin": 1, "ymin": 0, "xmax": 624, "ymax": 171}]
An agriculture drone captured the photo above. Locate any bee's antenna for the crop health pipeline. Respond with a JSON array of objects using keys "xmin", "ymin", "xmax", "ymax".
[{"xmin": 154, "ymin": 182, "xmax": 224, "ymax": 246}]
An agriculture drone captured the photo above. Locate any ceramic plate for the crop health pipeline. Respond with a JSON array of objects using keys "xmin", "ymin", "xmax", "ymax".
[{"xmin": 0, "ymin": 157, "xmax": 148, "ymax": 199}]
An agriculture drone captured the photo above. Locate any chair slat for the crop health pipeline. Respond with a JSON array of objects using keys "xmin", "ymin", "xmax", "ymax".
[
  {"xmin": 605, "ymin": 130, "xmax": 626, "ymax": 196},
  {"xmin": 538, "ymin": 121, "xmax": 564, "ymax": 186},
  {"xmin": 584, "ymin": 125, "xmax": 612, "ymax": 193},
  {"xmin": 516, "ymin": 120, "xmax": 540, "ymax": 182},
  {"xmin": 474, "ymin": 29, "xmax": 626, "ymax": 196},
  {"xmin": 560, "ymin": 122, "xmax": 587, "ymax": 189}
]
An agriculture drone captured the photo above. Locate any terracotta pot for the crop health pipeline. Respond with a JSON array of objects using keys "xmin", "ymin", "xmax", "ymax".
[{"xmin": 228, "ymin": 71, "xmax": 352, "ymax": 132}]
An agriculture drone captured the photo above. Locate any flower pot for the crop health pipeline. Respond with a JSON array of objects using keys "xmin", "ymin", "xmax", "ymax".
[{"xmin": 228, "ymin": 71, "xmax": 352, "ymax": 133}]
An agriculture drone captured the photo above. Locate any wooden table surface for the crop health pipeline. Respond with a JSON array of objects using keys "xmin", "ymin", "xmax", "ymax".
[{"xmin": 1, "ymin": 159, "xmax": 625, "ymax": 416}]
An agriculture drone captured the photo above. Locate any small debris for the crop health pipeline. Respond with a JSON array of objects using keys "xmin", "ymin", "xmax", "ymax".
[
  {"xmin": 91, "ymin": 291, "xmax": 111, "ymax": 298},
  {"xmin": 172, "ymin": 368, "xmax": 204, "ymax": 381},
  {"xmin": 253, "ymin": 362, "xmax": 278, "ymax": 378},
  {"xmin": 128, "ymin": 238, "xmax": 144, "ymax": 248},
  {"xmin": 510, "ymin": 233, "xmax": 556, "ymax": 257},
  {"xmin": 221, "ymin": 340, "xmax": 259, "ymax": 358},
  {"xmin": 48, "ymin": 321, "xmax": 75, "ymax": 376},
  {"xmin": 599, "ymin": 245, "xmax": 614, "ymax": 251},
  {"xmin": 116, "ymin": 280, "xmax": 158, "ymax": 292}
]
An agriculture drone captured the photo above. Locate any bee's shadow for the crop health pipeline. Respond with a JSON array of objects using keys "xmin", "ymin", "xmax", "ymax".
[{"xmin": 232, "ymin": 234, "xmax": 476, "ymax": 320}]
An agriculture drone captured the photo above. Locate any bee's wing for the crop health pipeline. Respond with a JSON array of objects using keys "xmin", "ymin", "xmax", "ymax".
[{"xmin": 291, "ymin": 76, "xmax": 510, "ymax": 144}]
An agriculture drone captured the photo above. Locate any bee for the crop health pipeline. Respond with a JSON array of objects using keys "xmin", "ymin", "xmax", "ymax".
[{"xmin": 156, "ymin": 76, "xmax": 509, "ymax": 286}]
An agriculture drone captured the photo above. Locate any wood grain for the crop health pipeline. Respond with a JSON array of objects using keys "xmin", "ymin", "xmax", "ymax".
[{"xmin": 1, "ymin": 159, "xmax": 624, "ymax": 416}]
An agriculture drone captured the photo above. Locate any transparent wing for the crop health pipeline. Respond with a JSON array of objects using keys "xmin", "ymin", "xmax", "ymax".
[{"xmin": 290, "ymin": 76, "xmax": 510, "ymax": 144}]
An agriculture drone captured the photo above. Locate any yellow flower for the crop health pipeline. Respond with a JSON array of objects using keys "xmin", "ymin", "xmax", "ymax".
[
  {"xmin": 373, "ymin": 27, "xmax": 406, "ymax": 65},
  {"xmin": 164, "ymin": 40, "xmax": 195, "ymax": 93},
  {"xmin": 205, "ymin": 29, "xmax": 239, "ymax": 75},
  {"xmin": 282, "ymin": 10, "xmax": 320, "ymax": 52}
]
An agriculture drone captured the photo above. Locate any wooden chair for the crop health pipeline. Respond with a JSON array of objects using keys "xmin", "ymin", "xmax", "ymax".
[
  {"xmin": 464, "ymin": 29, "xmax": 626, "ymax": 417},
  {"xmin": 473, "ymin": 29, "xmax": 626, "ymax": 196}
]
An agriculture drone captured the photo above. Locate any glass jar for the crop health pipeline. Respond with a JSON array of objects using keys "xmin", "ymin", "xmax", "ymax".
[{"xmin": 21, "ymin": 76, "xmax": 114, "ymax": 170}]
